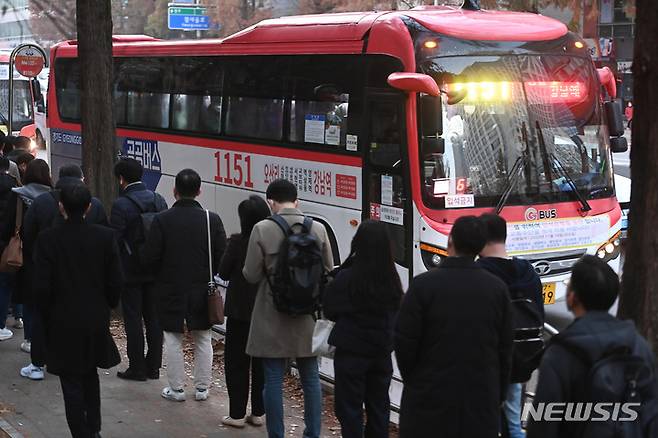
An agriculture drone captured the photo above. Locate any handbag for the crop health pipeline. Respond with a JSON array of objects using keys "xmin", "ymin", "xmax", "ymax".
[
  {"xmin": 206, "ymin": 209, "xmax": 225, "ymax": 325},
  {"xmin": 312, "ymin": 317, "xmax": 335, "ymax": 358},
  {"xmin": 0, "ymin": 198, "xmax": 23, "ymax": 273}
]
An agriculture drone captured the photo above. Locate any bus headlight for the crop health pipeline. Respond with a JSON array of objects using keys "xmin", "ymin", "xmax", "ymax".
[
  {"xmin": 596, "ymin": 231, "xmax": 622, "ymax": 262},
  {"xmin": 420, "ymin": 243, "xmax": 448, "ymax": 270}
]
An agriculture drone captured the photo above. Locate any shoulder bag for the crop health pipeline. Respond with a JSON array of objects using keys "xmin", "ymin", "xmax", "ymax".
[
  {"xmin": 0, "ymin": 198, "xmax": 24, "ymax": 273},
  {"xmin": 206, "ymin": 210, "xmax": 225, "ymax": 325}
]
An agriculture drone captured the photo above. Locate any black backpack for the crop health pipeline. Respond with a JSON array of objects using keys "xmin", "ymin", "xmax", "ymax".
[
  {"xmin": 124, "ymin": 192, "xmax": 160, "ymax": 264},
  {"xmin": 553, "ymin": 338, "xmax": 658, "ymax": 438},
  {"xmin": 508, "ymin": 260, "xmax": 545, "ymax": 383},
  {"xmin": 267, "ymin": 214, "xmax": 324, "ymax": 316}
]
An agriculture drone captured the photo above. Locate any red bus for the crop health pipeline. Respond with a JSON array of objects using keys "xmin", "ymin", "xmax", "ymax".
[
  {"xmin": 48, "ymin": 5, "xmax": 626, "ymax": 407},
  {"xmin": 0, "ymin": 51, "xmax": 46, "ymax": 151}
]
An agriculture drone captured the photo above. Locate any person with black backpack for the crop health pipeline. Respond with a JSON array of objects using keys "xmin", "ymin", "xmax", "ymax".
[
  {"xmin": 478, "ymin": 213, "xmax": 544, "ymax": 438},
  {"xmin": 110, "ymin": 158, "xmax": 167, "ymax": 382},
  {"xmin": 243, "ymin": 179, "xmax": 334, "ymax": 438},
  {"xmin": 528, "ymin": 256, "xmax": 658, "ymax": 438}
]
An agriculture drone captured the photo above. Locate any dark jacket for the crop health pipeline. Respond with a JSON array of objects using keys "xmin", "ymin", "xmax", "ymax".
[
  {"xmin": 527, "ymin": 311, "xmax": 658, "ymax": 438},
  {"xmin": 394, "ymin": 257, "xmax": 513, "ymax": 438},
  {"xmin": 0, "ymin": 172, "xmax": 18, "ymax": 217},
  {"xmin": 218, "ymin": 234, "xmax": 258, "ymax": 322},
  {"xmin": 24, "ymin": 178, "xmax": 108, "ymax": 267},
  {"xmin": 33, "ymin": 219, "xmax": 123, "ymax": 376},
  {"xmin": 0, "ymin": 183, "xmax": 52, "ymax": 305},
  {"xmin": 323, "ymin": 267, "xmax": 398, "ymax": 357},
  {"xmin": 141, "ymin": 198, "xmax": 226, "ymax": 333},
  {"xmin": 109, "ymin": 182, "xmax": 168, "ymax": 285},
  {"xmin": 478, "ymin": 257, "xmax": 544, "ymax": 318}
]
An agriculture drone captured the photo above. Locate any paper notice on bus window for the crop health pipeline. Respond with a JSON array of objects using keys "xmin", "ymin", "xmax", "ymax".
[
  {"xmin": 381, "ymin": 205, "xmax": 404, "ymax": 226},
  {"xmin": 304, "ymin": 115, "xmax": 325, "ymax": 144},
  {"xmin": 433, "ymin": 179, "xmax": 450, "ymax": 196},
  {"xmin": 381, "ymin": 175, "xmax": 393, "ymax": 206},
  {"xmin": 346, "ymin": 134, "xmax": 358, "ymax": 151},
  {"xmin": 445, "ymin": 194, "xmax": 475, "ymax": 208},
  {"xmin": 325, "ymin": 125, "xmax": 340, "ymax": 145}
]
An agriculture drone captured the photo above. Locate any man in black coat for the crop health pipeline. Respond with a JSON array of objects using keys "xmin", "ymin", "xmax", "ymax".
[
  {"xmin": 142, "ymin": 168, "xmax": 226, "ymax": 402},
  {"xmin": 394, "ymin": 216, "xmax": 513, "ymax": 438},
  {"xmin": 527, "ymin": 256, "xmax": 658, "ymax": 438},
  {"xmin": 110, "ymin": 158, "xmax": 167, "ymax": 382},
  {"xmin": 33, "ymin": 184, "xmax": 123, "ymax": 438}
]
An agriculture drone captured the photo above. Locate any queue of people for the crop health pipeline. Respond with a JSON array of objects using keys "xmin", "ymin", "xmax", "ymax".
[{"xmin": 1, "ymin": 150, "xmax": 657, "ymax": 438}]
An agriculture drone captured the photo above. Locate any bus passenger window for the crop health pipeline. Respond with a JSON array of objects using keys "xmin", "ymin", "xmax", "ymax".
[
  {"xmin": 369, "ymin": 102, "xmax": 401, "ymax": 168},
  {"xmin": 290, "ymin": 86, "xmax": 349, "ymax": 147}
]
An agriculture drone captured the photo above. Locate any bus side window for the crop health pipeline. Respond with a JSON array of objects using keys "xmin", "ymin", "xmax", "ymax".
[
  {"xmin": 171, "ymin": 57, "xmax": 223, "ymax": 134},
  {"xmin": 115, "ymin": 57, "xmax": 173, "ymax": 130}
]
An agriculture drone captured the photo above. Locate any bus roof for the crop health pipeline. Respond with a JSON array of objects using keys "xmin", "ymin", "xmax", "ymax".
[{"xmin": 52, "ymin": 6, "xmax": 568, "ymax": 59}]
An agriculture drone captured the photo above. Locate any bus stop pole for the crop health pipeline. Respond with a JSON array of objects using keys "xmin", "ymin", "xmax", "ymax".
[{"xmin": 8, "ymin": 48, "xmax": 15, "ymax": 135}]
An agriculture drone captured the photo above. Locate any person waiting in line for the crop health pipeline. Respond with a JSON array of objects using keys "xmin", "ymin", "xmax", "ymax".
[
  {"xmin": 33, "ymin": 183, "xmax": 123, "ymax": 438},
  {"xmin": 0, "ymin": 159, "xmax": 53, "ymax": 380},
  {"xmin": 478, "ymin": 214, "xmax": 544, "ymax": 438},
  {"xmin": 324, "ymin": 220, "xmax": 403, "ymax": 438},
  {"xmin": 394, "ymin": 216, "xmax": 513, "ymax": 438},
  {"xmin": 242, "ymin": 179, "xmax": 334, "ymax": 438},
  {"xmin": 218, "ymin": 195, "xmax": 270, "ymax": 428},
  {"xmin": 111, "ymin": 158, "xmax": 167, "ymax": 382},
  {"xmin": 0, "ymin": 156, "xmax": 19, "ymax": 342},
  {"xmin": 528, "ymin": 256, "xmax": 658, "ymax": 438},
  {"xmin": 141, "ymin": 169, "xmax": 227, "ymax": 402}
]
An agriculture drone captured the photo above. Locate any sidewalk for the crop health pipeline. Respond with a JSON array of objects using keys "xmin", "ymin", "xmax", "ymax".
[{"xmin": 0, "ymin": 316, "xmax": 342, "ymax": 437}]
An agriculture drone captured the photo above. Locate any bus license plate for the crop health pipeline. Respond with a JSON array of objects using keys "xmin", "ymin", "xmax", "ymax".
[{"xmin": 542, "ymin": 283, "xmax": 556, "ymax": 305}]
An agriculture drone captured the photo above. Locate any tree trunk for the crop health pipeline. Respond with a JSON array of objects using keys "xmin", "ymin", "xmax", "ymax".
[
  {"xmin": 618, "ymin": 0, "xmax": 658, "ymax": 356},
  {"xmin": 76, "ymin": 0, "xmax": 117, "ymax": 211}
]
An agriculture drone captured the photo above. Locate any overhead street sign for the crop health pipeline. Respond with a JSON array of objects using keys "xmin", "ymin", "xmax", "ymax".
[{"xmin": 168, "ymin": 5, "xmax": 210, "ymax": 30}]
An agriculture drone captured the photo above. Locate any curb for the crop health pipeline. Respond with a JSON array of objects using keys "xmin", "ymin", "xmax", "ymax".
[{"xmin": 0, "ymin": 418, "xmax": 22, "ymax": 438}]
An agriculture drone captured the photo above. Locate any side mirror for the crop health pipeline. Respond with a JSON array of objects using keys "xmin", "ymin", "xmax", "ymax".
[
  {"xmin": 420, "ymin": 94, "xmax": 444, "ymax": 154},
  {"xmin": 421, "ymin": 94, "xmax": 442, "ymax": 138},
  {"xmin": 597, "ymin": 67, "xmax": 617, "ymax": 99},
  {"xmin": 387, "ymin": 72, "xmax": 440, "ymax": 96},
  {"xmin": 605, "ymin": 101, "xmax": 625, "ymax": 137},
  {"xmin": 31, "ymin": 79, "xmax": 41, "ymax": 99},
  {"xmin": 610, "ymin": 136, "xmax": 628, "ymax": 153}
]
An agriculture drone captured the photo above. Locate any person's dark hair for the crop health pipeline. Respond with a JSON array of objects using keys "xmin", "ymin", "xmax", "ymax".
[
  {"xmin": 0, "ymin": 156, "xmax": 9, "ymax": 173},
  {"xmin": 265, "ymin": 179, "xmax": 297, "ymax": 203},
  {"xmin": 570, "ymin": 255, "xmax": 619, "ymax": 311},
  {"xmin": 238, "ymin": 195, "xmax": 270, "ymax": 238},
  {"xmin": 23, "ymin": 159, "xmax": 52, "ymax": 187},
  {"xmin": 113, "ymin": 158, "xmax": 143, "ymax": 184},
  {"xmin": 2, "ymin": 135, "xmax": 16, "ymax": 155},
  {"xmin": 14, "ymin": 136, "xmax": 31, "ymax": 150},
  {"xmin": 175, "ymin": 168, "xmax": 201, "ymax": 198},
  {"xmin": 480, "ymin": 213, "xmax": 507, "ymax": 244},
  {"xmin": 59, "ymin": 164, "xmax": 84, "ymax": 180},
  {"xmin": 348, "ymin": 220, "xmax": 403, "ymax": 311},
  {"xmin": 450, "ymin": 216, "xmax": 486, "ymax": 258},
  {"xmin": 60, "ymin": 183, "xmax": 91, "ymax": 219},
  {"xmin": 15, "ymin": 152, "xmax": 35, "ymax": 167}
]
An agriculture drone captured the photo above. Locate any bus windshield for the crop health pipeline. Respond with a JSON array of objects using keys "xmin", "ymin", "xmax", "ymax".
[
  {"xmin": 0, "ymin": 80, "xmax": 34, "ymax": 129},
  {"xmin": 419, "ymin": 54, "xmax": 614, "ymax": 209}
]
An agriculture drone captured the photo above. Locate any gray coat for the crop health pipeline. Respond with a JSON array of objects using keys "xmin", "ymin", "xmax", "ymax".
[{"xmin": 243, "ymin": 208, "xmax": 333, "ymax": 358}]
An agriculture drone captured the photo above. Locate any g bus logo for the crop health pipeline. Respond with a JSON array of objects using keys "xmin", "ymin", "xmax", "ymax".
[{"xmin": 525, "ymin": 207, "xmax": 558, "ymax": 221}]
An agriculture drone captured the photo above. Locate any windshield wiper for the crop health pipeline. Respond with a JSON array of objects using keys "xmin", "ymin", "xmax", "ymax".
[
  {"xmin": 536, "ymin": 121, "xmax": 592, "ymax": 213},
  {"xmin": 495, "ymin": 122, "xmax": 530, "ymax": 214}
]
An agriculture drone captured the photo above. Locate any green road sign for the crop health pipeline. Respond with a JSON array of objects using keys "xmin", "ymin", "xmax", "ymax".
[{"xmin": 168, "ymin": 6, "xmax": 207, "ymax": 15}]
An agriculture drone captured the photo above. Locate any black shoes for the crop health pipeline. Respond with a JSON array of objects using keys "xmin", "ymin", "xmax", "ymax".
[
  {"xmin": 117, "ymin": 368, "xmax": 147, "ymax": 382},
  {"xmin": 147, "ymin": 369, "xmax": 159, "ymax": 380}
]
